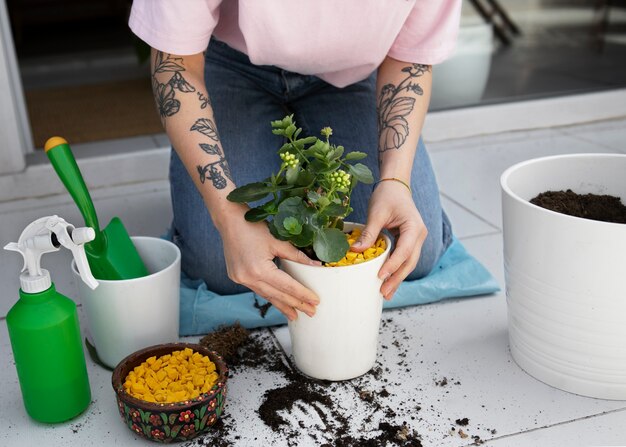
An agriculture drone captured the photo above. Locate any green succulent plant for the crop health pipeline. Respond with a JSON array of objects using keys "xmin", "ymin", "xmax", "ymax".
[{"xmin": 226, "ymin": 115, "xmax": 374, "ymax": 263}]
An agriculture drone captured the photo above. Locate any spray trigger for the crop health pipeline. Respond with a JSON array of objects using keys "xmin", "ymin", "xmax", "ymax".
[{"xmin": 4, "ymin": 215, "xmax": 99, "ymax": 293}]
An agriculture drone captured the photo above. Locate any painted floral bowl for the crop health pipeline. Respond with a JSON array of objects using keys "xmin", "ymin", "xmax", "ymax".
[{"xmin": 112, "ymin": 342, "xmax": 228, "ymax": 443}]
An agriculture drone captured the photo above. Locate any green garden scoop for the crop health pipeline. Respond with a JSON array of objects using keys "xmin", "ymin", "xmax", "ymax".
[{"xmin": 45, "ymin": 137, "xmax": 148, "ymax": 280}]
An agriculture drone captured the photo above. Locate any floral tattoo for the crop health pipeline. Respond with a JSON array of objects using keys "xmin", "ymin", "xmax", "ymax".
[
  {"xmin": 151, "ymin": 52, "xmax": 196, "ymax": 127},
  {"xmin": 152, "ymin": 52, "xmax": 232, "ymax": 190},
  {"xmin": 377, "ymin": 63, "xmax": 430, "ymax": 153},
  {"xmin": 190, "ymin": 118, "xmax": 233, "ymax": 190}
]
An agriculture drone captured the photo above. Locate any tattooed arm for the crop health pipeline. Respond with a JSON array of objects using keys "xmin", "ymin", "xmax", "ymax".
[
  {"xmin": 151, "ymin": 50, "xmax": 235, "ymax": 215},
  {"xmin": 351, "ymin": 57, "xmax": 431, "ymax": 300},
  {"xmin": 150, "ymin": 48, "xmax": 319, "ymax": 320}
]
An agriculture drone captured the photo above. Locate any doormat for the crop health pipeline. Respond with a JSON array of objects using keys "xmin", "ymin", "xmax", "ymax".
[{"xmin": 25, "ymin": 77, "xmax": 163, "ymax": 148}]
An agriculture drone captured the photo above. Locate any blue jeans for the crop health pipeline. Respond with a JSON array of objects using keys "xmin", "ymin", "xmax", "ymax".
[{"xmin": 170, "ymin": 38, "xmax": 452, "ymax": 295}]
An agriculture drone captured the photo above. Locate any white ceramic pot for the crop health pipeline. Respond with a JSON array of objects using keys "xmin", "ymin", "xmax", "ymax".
[
  {"xmin": 431, "ymin": 21, "xmax": 493, "ymax": 110},
  {"xmin": 71, "ymin": 237, "xmax": 181, "ymax": 369},
  {"xmin": 501, "ymin": 154, "xmax": 626, "ymax": 400},
  {"xmin": 281, "ymin": 223, "xmax": 391, "ymax": 381}
]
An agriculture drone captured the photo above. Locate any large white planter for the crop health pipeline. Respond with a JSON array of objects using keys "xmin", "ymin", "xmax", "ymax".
[
  {"xmin": 281, "ymin": 223, "xmax": 391, "ymax": 381},
  {"xmin": 71, "ymin": 237, "xmax": 181, "ymax": 369},
  {"xmin": 501, "ymin": 154, "xmax": 626, "ymax": 399}
]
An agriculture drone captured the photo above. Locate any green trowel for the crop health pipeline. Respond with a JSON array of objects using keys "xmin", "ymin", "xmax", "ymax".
[{"xmin": 45, "ymin": 137, "xmax": 148, "ymax": 280}]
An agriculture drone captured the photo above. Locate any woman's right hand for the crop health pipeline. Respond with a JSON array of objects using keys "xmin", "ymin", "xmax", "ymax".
[{"xmin": 218, "ymin": 207, "xmax": 320, "ymax": 321}]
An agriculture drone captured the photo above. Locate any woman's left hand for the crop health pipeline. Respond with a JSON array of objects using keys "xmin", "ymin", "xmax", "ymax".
[{"xmin": 350, "ymin": 180, "xmax": 427, "ymax": 300}]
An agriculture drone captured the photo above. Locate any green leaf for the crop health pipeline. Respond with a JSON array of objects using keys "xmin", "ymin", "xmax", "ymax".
[
  {"xmin": 295, "ymin": 136, "xmax": 317, "ymax": 146},
  {"xmin": 285, "ymin": 124, "xmax": 297, "ymax": 138},
  {"xmin": 322, "ymin": 203, "xmax": 348, "ymax": 217},
  {"xmin": 307, "ymin": 191, "xmax": 321, "ymax": 203},
  {"xmin": 283, "ymin": 186, "xmax": 309, "ymax": 198},
  {"xmin": 268, "ymin": 221, "xmax": 289, "ymax": 240},
  {"xmin": 244, "ymin": 205, "xmax": 275, "ymax": 222},
  {"xmin": 296, "ymin": 170, "xmax": 315, "ymax": 186},
  {"xmin": 283, "ymin": 216, "xmax": 303, "ymax": 235},
  {"xmin": 330, "ymin": 145, "xmax": 344, "ymax": 160},
  {"xmin": 273, "ymin": 197, "xmax": 307, "ymax": 237},
  {"xmin": 345, "ymin": 151, "xmax": 367, "ymax": 161},
  {"xmin": 347, "ymin": 163, "xmax": 374, "ymax": 184},
  {"xmin": 313, "ymin": 228, "xmax": 350, "ymax": 263},
  {"xmin": 317, "ymin": 196, "xmax": 330, "ymax": 208},
  {"xmin": 227, "ymin": 182, "xmax": 290, "ymax": 203},
  {"xmin": 285, "ymin": 166, "xmax": 299, "ymax": 185},
  {"xmin": 310, "ymin": 159, "xmax": 341, "ymax": 174},
  {"xmin": 227, "ymin": 182, "xmax": 270, "ymax": 203},
  {"xmin": 290, "ymin": 224, "xmax": 315, "ymax": 247}
]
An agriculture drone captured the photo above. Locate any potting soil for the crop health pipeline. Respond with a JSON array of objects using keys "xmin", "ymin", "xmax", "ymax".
[{"xmin": 531, "ymin": 189, "xmax": 626, "ymax": 224}]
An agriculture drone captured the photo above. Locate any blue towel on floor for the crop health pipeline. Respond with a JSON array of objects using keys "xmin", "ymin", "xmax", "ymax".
[
  {"xmin": 178, "ymin": 237, "xmax": 499, "ymax": 336},
  {"xmin": 180, "ymin": 238, "xmax": 500, "ymax": 336}
]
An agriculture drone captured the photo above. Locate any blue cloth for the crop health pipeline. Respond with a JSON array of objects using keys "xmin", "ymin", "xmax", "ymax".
[{"xmin": 179, "ymin": 237, "xmax": 499, "ymax": 336}]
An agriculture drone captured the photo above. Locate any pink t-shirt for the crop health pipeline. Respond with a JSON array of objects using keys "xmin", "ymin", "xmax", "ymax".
[{"xmin": 129, "ymin": 0, "xmax": 461, "ymax": 88}]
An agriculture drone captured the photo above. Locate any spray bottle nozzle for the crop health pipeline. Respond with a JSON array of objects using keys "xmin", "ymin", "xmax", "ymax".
[{"xmin": 4, "ymin": 215, "xmax": 99, "ymax": 293}]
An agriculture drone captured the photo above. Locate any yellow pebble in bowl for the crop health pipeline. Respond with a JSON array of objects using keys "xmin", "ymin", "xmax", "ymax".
[{"xmin": 123, "ymin": 349, "xmax": 219, "ymax": 403}]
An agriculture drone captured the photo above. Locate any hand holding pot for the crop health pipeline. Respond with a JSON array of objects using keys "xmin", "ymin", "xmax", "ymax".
[
  {"xmin": 351, "ymin": 181, "xmax": 427, "ymax": 300},
  {"xmin": 218, "ymin": 207, "xmax": 320, "ymax": 320}
]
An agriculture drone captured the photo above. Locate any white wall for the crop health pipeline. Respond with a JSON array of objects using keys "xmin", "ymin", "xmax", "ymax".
[{"xmin": 0, "ymin": 0, "xmax": 32, "ymax": 174}]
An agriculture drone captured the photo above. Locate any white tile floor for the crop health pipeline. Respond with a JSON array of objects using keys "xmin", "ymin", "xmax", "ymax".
[{"xmin": 1, "ymin": 116, "xmax": 625, "ymax": 446}]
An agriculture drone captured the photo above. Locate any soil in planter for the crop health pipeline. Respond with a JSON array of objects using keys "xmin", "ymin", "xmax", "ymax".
[{"xmin": 530, "ymin": 189, "xmax": 626, "ymax": 224}]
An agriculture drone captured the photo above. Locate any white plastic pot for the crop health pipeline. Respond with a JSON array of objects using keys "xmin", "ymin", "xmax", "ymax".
[
  {"xmin": 71, "ymin": 237, "xmax": 181, "ymax": 369},
  {"xmin": 281, "ymin": 223, "xmax": 391, "ymax": 381},
  {"xmin": 501, "ymin": 154, "xmax": 626, "ymax": 400}
]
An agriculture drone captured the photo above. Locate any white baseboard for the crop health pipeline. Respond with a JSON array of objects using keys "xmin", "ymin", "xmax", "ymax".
[
  {"xmin": 1, "ymin": 89, "xmax": 625, "ymax": 203},
  {"xmin": 0, "ymin": 148, "xmax": 170, "ymax": 203},
  {"xmin": 423, "ymin": 88, "xmax": 626, "ymax": 142}
]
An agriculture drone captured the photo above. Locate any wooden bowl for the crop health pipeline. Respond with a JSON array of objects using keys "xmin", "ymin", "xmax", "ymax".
[{"xmin": 112, "ymin": 343, "xmax": 228, "ymax": 443}]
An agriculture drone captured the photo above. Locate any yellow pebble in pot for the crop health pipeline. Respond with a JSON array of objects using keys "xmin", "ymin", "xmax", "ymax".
[{"xmin": 324, "ymin": 229, "xmax": 386, "ymax": 267}]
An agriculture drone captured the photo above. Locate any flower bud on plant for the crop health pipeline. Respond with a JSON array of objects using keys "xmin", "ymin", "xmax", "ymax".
[
  {"xmin": 320, "ymin": 127, "xmax": 333, "ymax": 138},
  {"xmin": 330, "ymin": 169, "xmax": 351, "ymax": 189},
  {"xmin": 279, "ymin": 151, "xmax": 299, "ymax": 169}
]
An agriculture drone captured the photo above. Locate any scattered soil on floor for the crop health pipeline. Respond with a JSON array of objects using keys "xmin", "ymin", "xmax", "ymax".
[
  {"xmin": 530, "ymin": 189, "xmax": 626, "ymax": 223},
  {"xmin": 455, "ymin": 417, "xmax": 469, "ymax": 426},
  {"xmin": 193, "ymin": 322, "xmax": 425, "ymax": 446}
]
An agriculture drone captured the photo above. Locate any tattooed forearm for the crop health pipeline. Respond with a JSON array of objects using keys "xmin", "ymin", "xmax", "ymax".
[
  {"xmin": 151, "ymin": 50, "xmax": 233, "ymax": 191},
  {"xmin": 151, "ymin": 52, "xmax": 196, "ymax": 127},
  {"xmin": 377, "ymin": 63, "xmax": 431, "ymax": 153}
]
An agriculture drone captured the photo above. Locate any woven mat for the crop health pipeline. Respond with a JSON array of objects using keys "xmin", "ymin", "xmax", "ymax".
[{"xmin": 25, "ymin": 77, "xmax": 163, "ymax": 148}]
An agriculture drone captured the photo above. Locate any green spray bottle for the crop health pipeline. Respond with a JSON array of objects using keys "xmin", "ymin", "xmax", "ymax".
[{"xmin": 5, "ymin": 215, "xmax": 99, "ymax": 423}]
